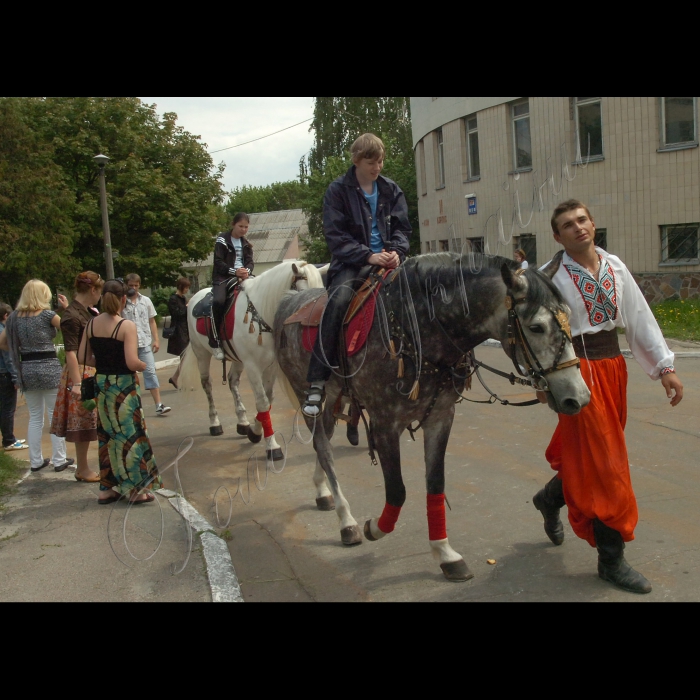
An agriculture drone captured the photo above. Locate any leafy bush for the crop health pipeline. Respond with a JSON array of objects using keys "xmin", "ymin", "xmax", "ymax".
[{"xmin": 150, "ymin": 286, "xmax": 175, "ymax": 310}]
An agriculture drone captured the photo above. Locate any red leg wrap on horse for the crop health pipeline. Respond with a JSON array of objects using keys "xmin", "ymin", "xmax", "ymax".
[
  {"xmin": 427, "ymin": 493, "xmax": 447, "ymax": 541},
  {"xmin": 255, "ymin": 410, "xmax": 274, "ymax": 438},
  {"xmin": 377, "ymin": 503, "xmax": 402, "ymax": 534}
]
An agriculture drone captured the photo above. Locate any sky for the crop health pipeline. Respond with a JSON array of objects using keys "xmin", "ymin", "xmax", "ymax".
[{"xmin": 139, "ymin": 97, "xmax": 315, "ymax": 194}]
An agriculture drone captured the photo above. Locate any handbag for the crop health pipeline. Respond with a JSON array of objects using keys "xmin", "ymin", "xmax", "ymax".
[
  {"xmin": 80, "ymin": 319, "xmax": 97, "ymax": 401},
  {"xmin": 163, "ymin": 315, "xmax": 176, "ymax": 339}
]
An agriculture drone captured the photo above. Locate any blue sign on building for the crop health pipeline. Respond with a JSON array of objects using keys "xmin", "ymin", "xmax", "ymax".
[{"xmin": 468, "ymin": 197, "xmax": 477, "ymax": 215}]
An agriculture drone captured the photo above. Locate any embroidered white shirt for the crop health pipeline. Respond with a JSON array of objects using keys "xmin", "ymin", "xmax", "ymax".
[
  {"xmin": 542, "ymin": 248, "xmax": 674, "ymax": 379},
  {"xmin": 122, "ymin": 293, "xmax": 156, "ymax": 348}
]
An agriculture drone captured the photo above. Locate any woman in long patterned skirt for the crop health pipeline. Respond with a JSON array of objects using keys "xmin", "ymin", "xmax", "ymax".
[{"xmin": 78, "ymin": 279, "xmax": 161, "ymax": 504}]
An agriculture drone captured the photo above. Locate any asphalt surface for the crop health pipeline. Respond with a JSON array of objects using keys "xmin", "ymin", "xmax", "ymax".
[
  {"xmin": 3, "ymin": 334, "xmax": 697, "ymax": 602},
  {"xmin": 146, "ymin": 336, "xmax": 700, "ymax": 602}
]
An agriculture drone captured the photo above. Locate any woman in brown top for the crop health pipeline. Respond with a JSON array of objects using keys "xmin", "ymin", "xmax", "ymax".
[{"xmin": 50, "ymin": 272, "xmax": 103, "ymax": 482}]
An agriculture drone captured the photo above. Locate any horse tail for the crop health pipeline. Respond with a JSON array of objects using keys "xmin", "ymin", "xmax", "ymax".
[
  {"xmin": 177, "ymin": 344, "xmax": 201, "ymax": 392},
  {"xmin": 277, "ymin": 371, "xmax": 300, "ymax": 410}
]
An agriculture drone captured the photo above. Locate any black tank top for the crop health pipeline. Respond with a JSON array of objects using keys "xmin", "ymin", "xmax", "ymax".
[{"xmin": 90, "ymin": 319, "xmax": 131, "ymax": 375}]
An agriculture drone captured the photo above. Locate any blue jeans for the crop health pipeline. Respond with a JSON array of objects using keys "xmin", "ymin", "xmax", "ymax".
[
  {"xmin": 138, "ymin": 346, "xmax": 159, "ymax": 390},
  {"xmin": 0, "ymin": 372, "xmax": 17, "ymax": 447}
]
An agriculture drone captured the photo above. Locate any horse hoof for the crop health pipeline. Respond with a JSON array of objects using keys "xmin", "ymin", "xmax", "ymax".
[
  {"xmin": 266, "ymin": 448, "xmax": 284, "ymax": 462},
  {"xmin": 247, "ymin": 427, "xmax": 262, "ymax": 444},
  {"xmin": 440, "ymin": 559, "xmax": 474, "ymax": 582},
  {"xmin": 315, "ymin": 496, "xmax": 335, "ymax": 511},
  {"xmin": 209, "ymin": 426, "xmax": 224, "ymax": 436},
  {"xmin": 363, "ymin": 520, "xmax": 378, "ymax": 541},
  {"xmin": 237, "ymin": 424, "xmax": 249, "ymax": 436},
  {"xmin": 340, "ymin": 525, "xmax": 363, "ymax": 547}
]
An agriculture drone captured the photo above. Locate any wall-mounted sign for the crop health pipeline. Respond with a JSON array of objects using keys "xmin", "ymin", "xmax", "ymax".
[{"xmin": 468, "ymin": 197, "xmax": 477, "ymax": 215}]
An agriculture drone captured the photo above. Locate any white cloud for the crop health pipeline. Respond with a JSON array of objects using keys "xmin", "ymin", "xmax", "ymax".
[{"xmin": 139, "ymin": 97, "xmax": 315, "ymax": 194}]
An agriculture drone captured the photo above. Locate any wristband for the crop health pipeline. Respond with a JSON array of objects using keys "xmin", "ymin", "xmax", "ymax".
[{"xmin": 660, "ymin": 366, "xmax": 675, "ymax": 376}]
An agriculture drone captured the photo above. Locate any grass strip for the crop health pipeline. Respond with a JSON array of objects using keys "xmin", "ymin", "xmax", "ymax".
[
  {"xmin": 0, "ymin": 450, "xmax": 24, "ymax": 502},
  {"xmin": 651, "ymin": 298, "xmax": 700, "ymax": 343}
]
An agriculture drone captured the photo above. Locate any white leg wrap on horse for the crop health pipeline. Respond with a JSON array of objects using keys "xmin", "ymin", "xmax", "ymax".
[
  {"xmin": 368, "ymin": 518, "xmax": 388, "ymax": 540},
  {"xmin": 430, "ymin": 538, "xmax": 463, "ymax": 565}
]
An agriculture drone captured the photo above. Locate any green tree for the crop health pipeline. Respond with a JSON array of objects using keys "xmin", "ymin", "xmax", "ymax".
[
  {"xmin": 14, "ymin": 97, "xmax": 225, "ymax": 289},
  {"xmin": 0, "ymin": 98, "xmax": 78, "ymax": 305},
  {"xmin": 299, "ymin": 97, "xmax": 419, "ymax": 263},
  {"xmin": 225, "ymin": 180, "xmax": 307, "ymax": 218}
]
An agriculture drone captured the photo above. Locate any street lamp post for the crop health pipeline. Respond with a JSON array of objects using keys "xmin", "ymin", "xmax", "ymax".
[{"xmin": 94, "ymin": 154, "xmax": 115, "ymax": 280}]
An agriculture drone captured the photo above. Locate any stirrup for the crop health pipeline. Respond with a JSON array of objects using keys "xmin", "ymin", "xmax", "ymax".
[
  {"xmin": 302, "ymin": 386, "xmax": 325, "ymax": 417},
  {"xmin": 213, "ymin": 346, "xmax": 225, "ymax": 361}
]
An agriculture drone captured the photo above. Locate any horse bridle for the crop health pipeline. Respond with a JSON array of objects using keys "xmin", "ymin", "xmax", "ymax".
[{"xmin": 504, "ymin": 293, "xmax": 580, "ymax": 391}]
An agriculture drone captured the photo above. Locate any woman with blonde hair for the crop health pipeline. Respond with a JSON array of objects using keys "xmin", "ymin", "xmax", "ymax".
[
  {"xmin": 50, "ymin": 272, "xmax": 103, "ymax": 482},
  {"xmin": 78, "ymin": 279, "xmax": 161, "ymax": 504},
  {"xmin": 0, "ymin": 280, "xmax": 73, "ymax": 472}
]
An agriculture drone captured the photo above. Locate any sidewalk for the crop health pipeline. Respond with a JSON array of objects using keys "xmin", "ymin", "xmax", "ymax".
[{"xmin": 0, "ymin": 368, "xmax": 211, "ymax": 603}]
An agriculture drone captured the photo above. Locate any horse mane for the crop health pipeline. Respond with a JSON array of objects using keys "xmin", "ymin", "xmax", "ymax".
[
  {"xmin": 244, "ymin": 260, "xmax": 322, "ymax": 326},
  {"xmin": 405, "ymin": 252, "xmax": 565, "ymax": 317}
]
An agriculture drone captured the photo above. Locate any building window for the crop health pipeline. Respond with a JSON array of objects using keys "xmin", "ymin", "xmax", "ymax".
[
  {"xmin": 425, "ymin": 241, "xmax": 431, "ymax": 254},
  {"xmin": 575, "ymin": 97, "xmax": 603, "ymax": 158},
  {"xmin": 439, "ymin": 239, "xmax": 449, "ymax": 252},
  {"xmin": 661, "ymin": 97, "xmax": 697, "ymax": 147},
  {"xmin": 418, "ymin": 140, "xmax": 427, "ymax": 196},
  {"xmin": 429, "ymin": 240, "xmax": 437, "ymax": 253},
  {"xmin": 435, "ymin": 128, "xmax": 446, "ymax": 188},
  {"xmin": 594, "ymin": 228, "xmax": 608, "ymax": 251},
  {"xmin": 467, "ymin": 237, "xmax": 484, "ymax": 254},
  {"xmin": 450, "ymin": 237, "xmax": 462, "ymax": 253},
  {"xmin": 516, "ymin": 234, "xmax": 537, "ymax": 267},
  {"xmin": 661, "ymin": 224, "xmax": 699, "ymax": 264},
  {"xmin": 512, "ymin": 99, "xmax": 532, "ymax": 170},
  {"xmin": 465, "ymin": 116, "xmax": 480, "ymax": 179}
]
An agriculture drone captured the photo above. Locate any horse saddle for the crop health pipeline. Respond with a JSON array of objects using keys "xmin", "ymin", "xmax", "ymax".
[
  {"xmin": 284, "ymin": 267, "xmax": 395, "ymax": 357},
  {"xmin": 194, "ymin": 282, "xmax": 239, "ymax": 344}
]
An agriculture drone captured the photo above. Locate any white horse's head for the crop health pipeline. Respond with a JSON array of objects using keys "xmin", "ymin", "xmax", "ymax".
[{"xmin": 291, "ymin": 261, "xmax": 324, "ymax": 291}]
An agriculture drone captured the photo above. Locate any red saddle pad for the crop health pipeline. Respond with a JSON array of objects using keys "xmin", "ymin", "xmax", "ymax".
[
  {"xmin": 195, "ymin": 296, "xmax": 236, "ymax": 340},
  {"xmin": 302, "ymin": 289, "xmax": 378, "ymax": 357}
]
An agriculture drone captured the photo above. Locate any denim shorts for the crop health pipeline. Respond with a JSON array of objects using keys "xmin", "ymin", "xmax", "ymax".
[{"xmin": 138, "ymin": 346, "xmax": 159, "ymax": 390}]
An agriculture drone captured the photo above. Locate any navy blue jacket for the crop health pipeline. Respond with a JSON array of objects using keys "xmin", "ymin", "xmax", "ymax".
[{"xmin": 324, "ymin": 166, "xmax": 411, "ymax": 285}]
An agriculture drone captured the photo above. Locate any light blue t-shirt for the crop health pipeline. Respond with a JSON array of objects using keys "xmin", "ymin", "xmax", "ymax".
[
  {"xmin": 232, "ymin": 237, "xmax": 243, "ymax": 270},
  {"xmin": 363, "ymin": 182, "xmax": 383, "ymax": 253}
]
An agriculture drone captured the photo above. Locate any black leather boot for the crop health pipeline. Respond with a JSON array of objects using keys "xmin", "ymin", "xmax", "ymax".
[
  {"xmin": 593, "ymin": 518, "xmax": 652, "ymax": 594},
  {"xmin": 533, "ymin": 476, "xmax": 566, "ymax": 545}
]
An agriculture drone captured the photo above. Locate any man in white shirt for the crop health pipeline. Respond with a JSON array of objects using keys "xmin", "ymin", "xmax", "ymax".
[
  {"xmin": 122, "ymin": 274, "xmax": 171, "ymax": 416},
  {"xmin": 533, "ymin": 199, "xmax": 683, "ymax": 594}
]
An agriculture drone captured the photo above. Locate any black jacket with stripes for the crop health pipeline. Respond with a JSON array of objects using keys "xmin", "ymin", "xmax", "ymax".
[{"xmin": 212, "ymin": 231, "xmax": 254, "ymax": 284}]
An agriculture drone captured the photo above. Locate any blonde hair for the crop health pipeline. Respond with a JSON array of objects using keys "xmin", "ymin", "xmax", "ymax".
[
  {"xmin": 16, "ymin": 279, "xmax": 52, "ymax": 312},
  {"xmin": 351, "ymin": 133, "xmax": 385, "ymax": 163}
]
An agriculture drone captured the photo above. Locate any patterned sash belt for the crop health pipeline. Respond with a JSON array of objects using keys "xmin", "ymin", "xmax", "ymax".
[{"xmin": 572, "ymin": 329, "xmax": 621, "ymax": 360}]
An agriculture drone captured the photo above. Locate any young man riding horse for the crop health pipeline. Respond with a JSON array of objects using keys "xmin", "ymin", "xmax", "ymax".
[
  {"xmin": 534, "ymin": 199, "xmax": 684, "ymax": 594},
  {"xmin": 212, "ymin": 212, "xmax": 254, "ymax": 361},
  {"xmin": 302, "ymin": 133, "xmax": 412, "ymax": 416}
]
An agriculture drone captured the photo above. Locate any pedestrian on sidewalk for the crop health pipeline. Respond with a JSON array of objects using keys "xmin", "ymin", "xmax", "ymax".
[
  {"xmin": 80, "ymin": 279, "xmax": 161, "ymax": 505},
  {"xmin": 533, "ymin": 199, "xmax": 684, "ymax": 595},
  {"xmin": 0, "ymin": 280, "xmax": 73, "ymax": 473},
  {"xmin": 121, "ymin": 273, "xmax": 171, "ymax": 416},
  {"xmin": 0, "ymin": 302, "xmax": 27, "ymax": 452},
  {"xmin": 50, "ymin": 272, "xmax": 103, "ymax": 483},
  {"xmin": 514, "ymin": 248, "xmax": 529, "ymax": 269},
  {"xmin": 166, "ymin": 277, "xmax": 191, "ymax": 389}
]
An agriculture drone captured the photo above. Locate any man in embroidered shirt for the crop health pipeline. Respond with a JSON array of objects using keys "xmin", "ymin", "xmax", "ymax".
[
  {"xmin": 122, "ymin": 274, "xmax": 171, "ymax": 416},
  {"xmin": 534, "ymin": 199, "xmax": 683, "ymax": 594}
]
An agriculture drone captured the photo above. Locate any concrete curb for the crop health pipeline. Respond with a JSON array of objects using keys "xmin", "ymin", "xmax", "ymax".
[
  {"xmin": 154, "ymin": 358, "xmax": 181, "ymax": 370},
  {"xmin": 156, "ymin": 488, "xmax": 244, "ymax": 603}
]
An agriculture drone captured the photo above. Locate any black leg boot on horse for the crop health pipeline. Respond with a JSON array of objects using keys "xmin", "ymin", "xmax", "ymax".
[
  {"xmin": 533, "ymin": 475, "xmax": 566, "ymax": 545},
  {"xmin": 593, "ymin": 518, "xmax": 652, "ymax": 594}
]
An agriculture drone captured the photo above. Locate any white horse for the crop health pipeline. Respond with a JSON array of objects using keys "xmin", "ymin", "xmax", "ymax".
[{"xmin": 178, "ymin": 260, "xmax": 324, "ymax": 459}]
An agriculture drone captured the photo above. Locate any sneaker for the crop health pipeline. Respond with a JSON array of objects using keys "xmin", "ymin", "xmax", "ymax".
[
  {"xmin": 53, "ymin": 457, "xmax": 76, "ymax": 473},
  {"xmin": 213, "ymin": 348, "xmax": 225, "ymax": 361},
  {"xmin": 301, "ymin": 383, "xmax": 325, "ymax": 418},
  {"xmin": 156, "ymin": 403, "xmax": 171, "ymax": 415},
  {"xmin": 4, "ymin": 440, "xmax": 28, "ymax": 451}
]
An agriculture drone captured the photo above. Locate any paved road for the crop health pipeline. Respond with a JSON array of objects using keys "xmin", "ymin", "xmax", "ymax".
[{"xmin": 148, "ymin": 339, "xmax": 700, "ymax": 602}]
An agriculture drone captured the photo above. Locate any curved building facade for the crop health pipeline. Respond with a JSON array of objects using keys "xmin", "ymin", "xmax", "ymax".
[{"xmin": 410, "ymin": 97, "xmax": 700, "ymax": 302}]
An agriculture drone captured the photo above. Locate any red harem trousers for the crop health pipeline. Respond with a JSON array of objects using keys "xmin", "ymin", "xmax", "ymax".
[{"xmin": 545, "ymin": 355, "xmax": 638, "ymax": 547}]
